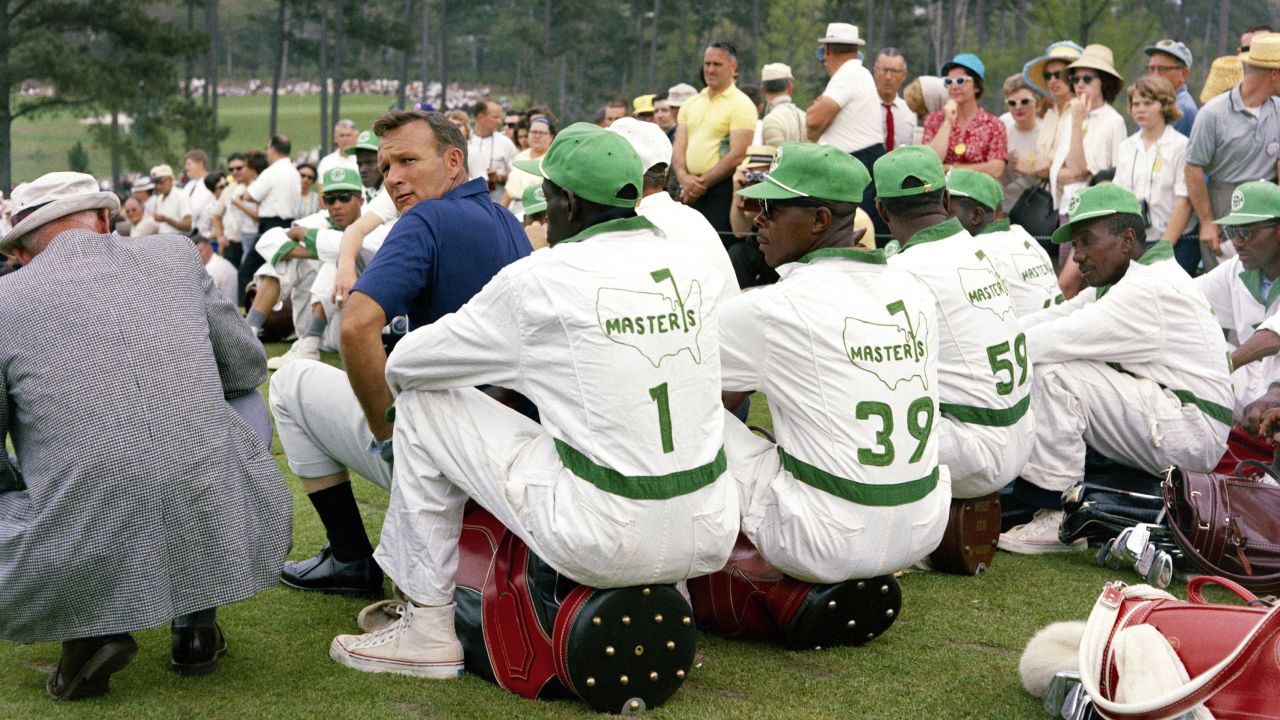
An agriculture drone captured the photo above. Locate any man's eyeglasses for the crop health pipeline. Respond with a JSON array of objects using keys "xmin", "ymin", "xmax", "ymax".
[
  {"xmin": 1006, "ymin": 98, "xmax": 1034, "ymax": 108},
  {"xmin": 943, "ymin": 77, "xmax": 970, "ymax": 87},
  {"xmin": 323, "ymin": 192, "xmax": 356, "ymax": 205},
  {"xmin": 228, "ymin": 164, "xmax": 245, "ymax": 172},
  {"xmin": 1221, "ymin": 222, "xmax": 1279, "ymax": 244},
  {"xmin": 1146, "ymin": 64, "xmax": 1181, "ymax": 74},
  {"xmin": 1071, "ymin": 74, "xmax": 1098, "ymax": 85},
  {"xmin": 760, "ymin": 197, "xmax": 832, "ymax": 220},
  {"xmin": 1042, "ymin": 70, "xmax": 1065, "ymax": 82}
]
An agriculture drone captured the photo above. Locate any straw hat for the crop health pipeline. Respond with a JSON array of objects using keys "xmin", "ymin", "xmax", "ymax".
[
  {"xmin": 1066, "ymin": 44, "xmax": 1123, "ymax": 83},
  {"xmin": 1023, "ymin": 41, "xmax": 1084, "ymax": 96},
  {"xmin": 1200, "ymin": 55, "xmax": 1243, "ymax": 104},
  {"xmin": 1243, "ymin": 33, "xmax": 1280, "ymax": 69},
  {"xmin": 1, "ymin": 172, "xmax": 120, "ymax": 252}
]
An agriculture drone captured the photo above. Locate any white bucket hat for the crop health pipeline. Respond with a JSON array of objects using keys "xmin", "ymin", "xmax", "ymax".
[
  {"xmin": 606, "ymin": 116, "xmax": 673, "ymax": 172},
  {"xmin": 818, "ymin": 23, "xmax": 865, "ymax": 46},
  {"xmin": 1, "ymin": 172, "xmax": 120, "ymax": 252}
]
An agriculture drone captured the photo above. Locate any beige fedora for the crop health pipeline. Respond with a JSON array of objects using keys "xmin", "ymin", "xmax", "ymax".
[
  {"xmin": 1, "ymin": 172, "xmax": 120, "ymax": 252},
  {"xmin": 1067, "ymin": 44, "xmax": 1124, "ymax": 83}
]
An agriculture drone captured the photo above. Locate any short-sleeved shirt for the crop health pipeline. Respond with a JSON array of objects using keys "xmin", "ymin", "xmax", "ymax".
[
  {"xmin": 1186, "ymin": 86, "xmax": 1280, "ymax": 218},
  {"xmin": 922, "ymin": 107, "xmax": 1008, "ymax": 166},
  {"xmin": 1172, "ymin": 85, "xmax": 1198, "ymax": 137},
  {"xmin": 247, "ymin": 157, "xmax": 302, "ymax": 220},
  {"xmin": 677, "ymin": 85, "xmax": 758, "ymax": 176},
  {"xmin": 1049, "ymin": 104, "xmax": 1127, "ymax": 209},
  {"xmin": 153, "ymin": 188, "xmax": 191, "ymax": 235},
  {"xmin": 1000, "ymin": 113, "xmax": 1041, "ymax": 213},
  {"xmin": 761, "ymin": 96, "xmax": 807, "ymax": 148},
  {"xmin": 817, "ymin": 58, "xmax": 883, "ymax": 153},
  {"xmin": 353, "ymin": 177, "xmax": 530, "ymax": 329},
  {"xmin": 1115, "ymin": 125, "xmax": 1189, "ymax": 242},
  {"xmin": 466, "ymin": 131, "xmax": 519, "ymax": 202}
]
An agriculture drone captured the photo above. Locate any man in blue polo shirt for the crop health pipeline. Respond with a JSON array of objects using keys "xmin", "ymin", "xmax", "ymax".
[{"xmin": 270, "ymin": 110, "xmax": 530, "ymax": 597}]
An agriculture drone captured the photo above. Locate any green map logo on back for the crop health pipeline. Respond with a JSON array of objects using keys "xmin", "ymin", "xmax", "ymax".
[
  {"xmin": 842, "ymin": 299, "xmax": 930, "ymax": 391},
  {"xmin": 596, "ymin": 268, "xmax": 704, "ymax": 368},
  {"xmin": 958, "ymin": 249, "xmax": 1014, "ymax": 321}
]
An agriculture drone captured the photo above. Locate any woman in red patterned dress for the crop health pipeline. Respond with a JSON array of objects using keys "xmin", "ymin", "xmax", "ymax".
[{"xmin": 922, "ymin": 53, "xmax": 1008, "ymax": 180}]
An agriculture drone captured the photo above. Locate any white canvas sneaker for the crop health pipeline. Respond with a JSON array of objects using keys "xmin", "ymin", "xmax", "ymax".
[
  {"xmin": 997, "ymin": 510, "xmax": 1087, "ymax": 555},
  {"xmin": 330, "ymin": 602, "xmax": 464, "ymax": 679},
  {"xmin": 267, "ymin": 335, "xmax": 321, "ymax": 370}
]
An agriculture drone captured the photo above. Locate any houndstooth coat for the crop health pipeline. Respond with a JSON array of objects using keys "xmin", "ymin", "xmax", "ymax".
[{"xmin": 0, "ymin": 230, "xmax": 292, "ymax": 643}]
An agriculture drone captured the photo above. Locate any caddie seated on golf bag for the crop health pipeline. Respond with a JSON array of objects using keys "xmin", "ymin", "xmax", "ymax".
[
  {"xmin": 356, "ymin": 504, "xmax": 698, "ymax": 713},
  {"xmin": 685, "ymin": 144, "xmax": 947, "ymax": 648}
]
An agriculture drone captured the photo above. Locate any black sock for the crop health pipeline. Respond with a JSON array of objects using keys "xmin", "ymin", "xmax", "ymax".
[{"xmin": 308, "ymin": 482, "xmax": 373, "ymax": 562}]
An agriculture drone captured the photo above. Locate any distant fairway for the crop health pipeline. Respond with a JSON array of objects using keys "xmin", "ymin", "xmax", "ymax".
[{"xmin": 9, "ymin": 94, "xmax": 403, "ymax": 183}]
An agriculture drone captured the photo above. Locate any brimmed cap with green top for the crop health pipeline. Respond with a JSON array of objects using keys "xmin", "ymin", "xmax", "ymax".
[
  {"xmin": 874, "ymin": 145, "xmax": 946, "ymax": 200},
  {"xmin": 1215, "ymin": 182, "xmax": 1280, "ymax": 226},
  {"xmin": 343, "ymin": 130, "xmax": 378, "ymax": 156},
  {"xmin": 946, "ymin": 168, "xmax": 1004, "ymax": 212},
  {"xmin": 512, "ymin": 122, "xmax": 642, "ymax": 209},
  {"xmin": 522, "ymin": 184, "xmax": 548, "ymax": 215},
  {"xmin": 737, "ymin": 142, "xmax": 870, "ymax": 203},
  {"xmin": 322, "ymin": 167, "xmax": 362, "ymax": 194},
  {"xmin": 1049, "ymin": 184, "xmax": 1142, "ymax": 244}
]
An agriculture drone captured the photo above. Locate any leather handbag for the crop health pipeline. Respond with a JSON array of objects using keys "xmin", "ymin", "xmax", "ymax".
[
  {"xmin": 1079, "ymin": 577, "xmax": 1280, "ymax": 720},
  {"xmin": 1009, "ymin": 181, "xmax": 1060, "ymax": 240},
  {"xmin": 1163, "ymin": 463, "xmax": 1280, "ymax": 594}
]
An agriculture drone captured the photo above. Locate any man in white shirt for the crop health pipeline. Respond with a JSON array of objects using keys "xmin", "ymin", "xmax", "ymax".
[
  {"xmin": 183, "ymin": 150, "xmax": 216, "ymax": 240},
  {"xmin": 149, "ymin": 164, "xmax": 192, "ymax": 236},
  {"xmin": 873, "ymin": 47, "xmax": 916, "ymax": 152},
  {"xmin": 466, "ymin": 98, "xmax": 518, "ymax": 203},
  {"xmin": 705, "ymin": 143, "xmax": 947, "ymax": 648},
  {"xmin": 242, "ymin": 135, "xmax": 302, "ymax": 298},
  {"xmin": 998, "ymin": 184, "xmax": 1232, "ymax": 554},
  {"xmin": 807, "ymin": 23, "xmax": 888, "ymax": 238},
  {"xmin": 197, "ymin": 236, "xmax": 237, "ymax": 303},
  {"xmin": 606, "ymin": 117, "xmax": 739, "ymax": 305},
  {"xmin": 122, "ymin": 197, "xmax": 158, "ymax": 238},
  {"xmin": 316, "ymin": 119, "xmax": 360, "ymax": 185},
  {"xmin": 759, "ymin": 63, "xmax": 806, "ymax": 148},
  {"xmin": 327, "ymin": 123, "xmax": 737, "ymax": 679}
]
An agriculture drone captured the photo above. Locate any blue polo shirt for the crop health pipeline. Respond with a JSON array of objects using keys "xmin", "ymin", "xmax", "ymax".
[
  {"xmin": 354, "ymin": 177, "xmax": 530, "ymax": 329},
  {"xmin": 1172, "ymin": 85, "xmax": 1198, "ymax": 137}
]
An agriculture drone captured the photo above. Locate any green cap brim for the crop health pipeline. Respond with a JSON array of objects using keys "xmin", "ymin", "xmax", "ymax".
[
  {"xmin": 737, "ymin": 177, "xmax": 806, "ymax": 201},
  {"xmin": 513, "ymin": 158, "xmax": 544, "ymax": 177},
  {"xmin": 524, "ymin": 201, "xmax": 547, "ymax": 215},
  {"xmin": 1049, "ymin": 208, "xmax": 1117, "ymax": 244},
  {"xmin": 1215, "ymin": 211, "xmax": 1279, "ymax": 226}
]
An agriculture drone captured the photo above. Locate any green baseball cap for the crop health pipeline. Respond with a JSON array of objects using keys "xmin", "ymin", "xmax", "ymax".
[
  {"xmin": 737, "ymin": 142, "xmax": 870, "ymax": 203},
  {"xmin": 1215, "ymin": 181, "xmax": 1280, "ymax": 226},
  {"xmin": 1049, "ymin": 184, "xmax": 1142, "ymax": 244},
  {"xmin": 874, "ymin": 145, "xmax": 946, "ymax": 200},
  {"xmin": 512, "ymin": 122, "xmax": 642, "ymax": 209},
  {"xmin": 522, "ymin": 184, "xmax": 547, "ymax": 215},
  {"xmin": 343, "ymin": 130, "xmax": 378, "ymax": 156},
  {"xmin": 946, "ymin": 168, "xmax": 1003, "ymax": 212},
  {"xmin": 321, "ymin": 167, "xmax": 362, "ymax": 194}
]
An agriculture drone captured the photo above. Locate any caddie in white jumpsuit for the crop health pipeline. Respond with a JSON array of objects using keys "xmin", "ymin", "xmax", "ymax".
[
  {"xmin": 946, "ymin": 168, "xmax": 1063, "ymax": 315},
  {"xmin": 328, "ymin": 123, "xmax": 738, "ymax": 679},
  {"xmin": 723, "ymin": 143, "xmax": 950, "ymax": 583},
  {"xmin": 873, "ymin": 146, "xmax": 1034, "ymax": 501},
  {"xmin": 999, "ymin": 184, "xmax": 1232, "ymax": 554}
]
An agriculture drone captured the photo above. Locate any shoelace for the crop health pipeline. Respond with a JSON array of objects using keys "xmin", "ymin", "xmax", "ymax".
[{"xmin": 349, "ymin": 602, "xmax": 409, "ymax": 648}]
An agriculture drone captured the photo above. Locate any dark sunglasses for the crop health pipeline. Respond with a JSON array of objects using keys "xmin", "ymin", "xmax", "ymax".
[
  {"xmin": 1042, "ymin": 70, "xmax": 1064, "ymax": 81},
  {"xmin": 1070, "ymin": 74, "xmax": 1098, "ymax": 85},
  {"xmin": 323, "ymin": 192, "xmax": 356, "ymax": 204},
  {"xmin": 1222, "ymin": 222, "xmax": 1279, "ymax": 244},
  {"xmin": 943, "ymin": 77, "xmax": 970, "ymax": 87},
  {"xmin": 760, "ymin": 197, "xmax": 832, "ymax": 220},
  {"xmin": 1006, "ymin": 98, "xmax": 1034, "ymax": 107},
  {"xmin": 228, "ymin": 164, "xmax": 245, "ymax": 172}
]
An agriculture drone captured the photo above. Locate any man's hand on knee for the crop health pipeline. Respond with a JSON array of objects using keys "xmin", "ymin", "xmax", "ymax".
[{"xmin": 1243, "ymin": 386, "xmax": 1280, "ymax": 435}]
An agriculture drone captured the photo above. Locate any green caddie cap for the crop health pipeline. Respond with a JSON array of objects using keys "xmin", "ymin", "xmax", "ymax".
[
  {"xmin": 1215, "ymin": 182, "xmax": 1280, "ymax": 226},
  {"xmin": 522, "ymin": 184, "xmax": 547, "ymax": 215},
  {"xmin": 1049, "ymin": 184, "xmax": 1142, "ymax": 244},
  {"xmin": 321, "ymin": 167, "xmax": 362, "ymax": 194},
  {"xmin": 946, "ymin": 168, "xmax": 1004, "ymax": 212},
  {"xmin": 874, "ymin": 145, "xmax": 947, "ymax": 200},
  {"xmin": 344, "ymin": 130, "xmax": 379, "ymax": 156},
  {"xmin": 737, "ymin": 142, "xmax": 870, "ymax": 203},
  {"xmin": 513, "ymin": 122, "xmax": 642, "ymax": 208}
]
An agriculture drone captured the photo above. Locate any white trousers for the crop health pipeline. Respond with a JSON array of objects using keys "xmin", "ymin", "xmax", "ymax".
[
  {"xmin": 268, "ymin": 360, "xmax": 391, "ymax": 489},
  {"xmin": 1021, "ymin": 360, "xmax": 1228, "ymax": 492},
  {"xmin": 254, "ymin": 256, "xmax": 321, "ymax": 339},
  {"xmin": 375, "ymin": 387, "xmax": 739, "ymax": 606},
  {"xmin": 938, "ymin": 412, "xmax": 1035, "ymax": 498},
  {"xmin": 723, "ymin": 415, "xmax": 950, "ymax": 583}
]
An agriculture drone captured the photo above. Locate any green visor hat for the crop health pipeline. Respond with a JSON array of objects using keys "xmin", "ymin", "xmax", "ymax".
[
  {"xmin": 1215, "ymin": 181, "xmax": 1280, "ymax": 226},
  {"xmin": 321, "ymin": 167, "xmax": 362, "ymax": 194},
  {"xmin": 1049, "ymin": 184, "xmax": 1142, "ymax": 244},
  {"xmin": 522, "ymin": 184, "xmax": 548, "ymax": 215},
  {"xmin": 874, "ymin": 145, "xmax": 946, "ymax": 200},
  {"xmin": 946, "ymin": 168, "xmax": 1004, "ymax": 212},
  {"xmin": 512, "ymin": 122, "xmax": 642, "ymax": 209},
  {"xmin": 737, "ymin": 142, "xmax": 871, "ymax": 203},
  {"xmin": 344, "ymin": 130, "xmax": 378, "ymax": 156}
]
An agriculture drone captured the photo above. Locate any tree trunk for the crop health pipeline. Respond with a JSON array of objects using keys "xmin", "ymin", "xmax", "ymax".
[
  {"xmin": 0, "ymin": 0, "xmax": 12, "ymax": 190},
  {"xmin": 419, "ymin": 0, "xmax": 430, "ymax": 104},
  {"xmin": 558, "ymin": 53, "xmax": 567, "ymax": 119},
  {"xmin": 540, "ymin": 0, "xmax": 552, "ymax": 102},
  {"xmin": 1015, "ymin": 0, "xmax": 1029, "ymax": 46},
  {"xmin": 270, "ymin": 0, "xmax": 288, "ymax": 137},
  {"xmin": 1215, "ymin": 0, "xmax": 1230, "ymax": 57},
  {"xmin": 437, "ymin": 0, "xmax": 448, "ymax": 110},
  {"xmin": 678, "ymin": 0, "xmax": 687, "ymax": 80},
  {"xmin": 186, "ymin": 0, "xmax": 195, "ymax": 101},
  {"xmin": 319, "ymin": 1, "xmax": 329, "ymax": 156},
  {"xmin": 208, "ymin": 0, "xmax": 219, "ymax": 160},
  {"xmin": 650, "ymin": 0, "xmax": 660, "ymax": 91},
  {"xmin": 975, "ymin": 0, "xmax": 986, "ymax": 47},
  {"xmin": 397, "ymin": 0, "xmax": 411, "ymax": 108},
  {"xmin": 331, "ymin": 0, "xmax": 345, "ymax": 132},
  {"xmin": 864, "ymin": 0, "xmax": 875, "ymax": 47},
  {"xmin": 110, "ymin": 108, "xmax": 120, "ymax": 192}
]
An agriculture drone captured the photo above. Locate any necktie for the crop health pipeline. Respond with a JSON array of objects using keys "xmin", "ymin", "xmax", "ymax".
[{"xmin": 884, "ymin": 103, "xmax": 895, "ymax": 151}]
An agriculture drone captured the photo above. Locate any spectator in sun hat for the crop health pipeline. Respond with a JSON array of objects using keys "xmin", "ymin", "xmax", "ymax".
[
  {"xmin": 922, "ymin": 53, "xmax": 1007, "ymax": 181},
  {"xmin": 1019, "ymin": 41, "xmax": 1083, "ymax": 183}
]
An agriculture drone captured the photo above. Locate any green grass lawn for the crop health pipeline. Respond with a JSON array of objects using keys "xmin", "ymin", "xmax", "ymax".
[
  {"xmin": 10, "ymin": 94, "xmax": 405, "ymax": 183},
  {"xmin": 0, "ymin": 345, "xmax": 1166, "ymax": 719}
]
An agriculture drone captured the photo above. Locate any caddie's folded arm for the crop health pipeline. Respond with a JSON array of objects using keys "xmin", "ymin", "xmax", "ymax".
[
  {"xmin": 200, "ymin": 251, "xmax": 268, "ymax": 396},
  {"xmin": 384, "ymin": 269, "xmax": 523, "ymax": 396},
  {"xmin": 1193, "ymin": 260, "xmax": 1238, "ymax": 332},
  {"xmin": 1022, "ymin": 274, "xmax": 1165, "ymax": 366},
  {"xmin": 717, "ymin": 292, "xmax": 768, "ymax": 411},
  {"xmin": 1018, "ymin": 287, "xmax": 1094, "ymax": 330}
]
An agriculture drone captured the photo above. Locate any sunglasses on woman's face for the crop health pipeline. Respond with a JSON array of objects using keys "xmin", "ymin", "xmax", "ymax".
[
  {"xmin": 1071, "ymin": 74, "xmax": 1098, "ymax": 85},
  {"xmin": 1042, "ymin": 70, "xmax": 1065, "ymax": 81},
  {"xmin": 943, "ymin": 77, "xmax": 970, "ymax": 87},
  {"xmin": 1006, "ymin": 98, "xmax": 1034, "ymax": 108}
]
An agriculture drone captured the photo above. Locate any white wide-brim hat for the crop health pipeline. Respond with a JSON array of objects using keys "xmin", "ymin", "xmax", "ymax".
[
  {"xmin": 1, "ymin": 172, "xmax": 120, "ymax": 252},
  {"xmin": 818, "ymin": 23, "xmax": 864, "ymax": 46}
]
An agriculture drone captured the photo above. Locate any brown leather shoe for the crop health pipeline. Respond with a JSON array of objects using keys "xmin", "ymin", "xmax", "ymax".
[
  {"xmin": 46, "ymin": 634, "xmax": 137, "ymax": 701},
  {"xmin": 170, "ymin": 624, "xmax": 228, "ymax": 676}
]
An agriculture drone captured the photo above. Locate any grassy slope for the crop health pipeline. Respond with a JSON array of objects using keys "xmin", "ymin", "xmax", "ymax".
[{"xmin": 0, "ymin": 348, "xmax": 1141, "ymax": 719}]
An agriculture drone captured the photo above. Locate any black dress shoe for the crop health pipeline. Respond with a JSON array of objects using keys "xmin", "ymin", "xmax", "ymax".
[
  {"xmin": 171, "ymin": 624, "xmax": 228, "ymax": 676},
  {"xmin": 46, "ymin": 634, "xmax": 138, "ymax": 701},
  {"xmin": 280, "ymin": 544, "xmax": 383, "ymax": 598}
]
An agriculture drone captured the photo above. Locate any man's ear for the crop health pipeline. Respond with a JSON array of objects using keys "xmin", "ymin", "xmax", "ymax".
[
  {"xmin": 812, "ymin": 206, "xmax": 833, "ymax": 235},
  {"xmin": 875, "ymin": 200, "xmax": 890, "ymax": 226}
]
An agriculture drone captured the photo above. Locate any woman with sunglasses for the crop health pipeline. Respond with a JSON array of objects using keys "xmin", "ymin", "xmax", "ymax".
[
  {"xmin": 297, "ymin": 162, "xmax": 319, "ymax": 217},
  {"xmin": 999, "ymin": 74, "xmax": 1042, "ymax": 215},
  {"xmin": 502, "ymin": 116, "xmax": 556, "ymax": 216},
  {"xmin": 1049, "ymin": 45, "xmax": 1126, "ymax": 212},
  {"xmin": 923, "ymin": 53, "xmax": 1007, "ymax": 179},
  {"xmin": 1019, "ymin": 41, "xmax": 1083, "ymax": 183},
  {"xmin": 1115, "ymin": 76, "xmax": 1193, "ymax": 264}
]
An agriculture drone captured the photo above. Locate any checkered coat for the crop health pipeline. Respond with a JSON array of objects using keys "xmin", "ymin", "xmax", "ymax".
[{"xmin": 0, "ymin": 230, "xmax": 292, "ymax": 643}]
